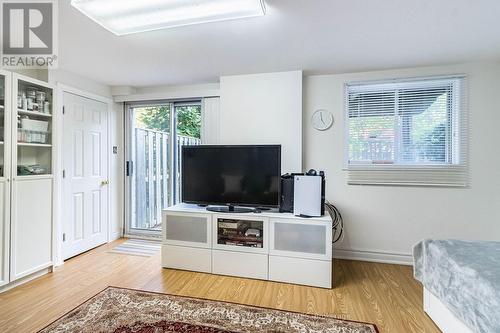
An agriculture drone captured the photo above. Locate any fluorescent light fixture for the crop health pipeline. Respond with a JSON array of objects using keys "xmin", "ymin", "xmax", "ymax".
[{"xmin": 71, "ymin": 0, "xmax": 266, "ymax": 36}]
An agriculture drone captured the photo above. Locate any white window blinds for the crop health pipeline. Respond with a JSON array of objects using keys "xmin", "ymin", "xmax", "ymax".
[{"xmin": 345, "ymin": 76, "xmax": 467, "ymax": 186}]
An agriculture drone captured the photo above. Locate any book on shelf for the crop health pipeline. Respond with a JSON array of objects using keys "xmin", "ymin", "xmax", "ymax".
[{"xmin": 219, "ymin": 222, "xmax": 238, "ymax": 229}]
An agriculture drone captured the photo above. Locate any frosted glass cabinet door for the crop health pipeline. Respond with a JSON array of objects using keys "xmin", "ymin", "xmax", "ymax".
[
  {"xmin": 163, "ymin": 212, "xmax": 211, "ymax": 248},
  {"xmin": 270, "ymin": 218, "xmax": 332, "ymax": 260}
]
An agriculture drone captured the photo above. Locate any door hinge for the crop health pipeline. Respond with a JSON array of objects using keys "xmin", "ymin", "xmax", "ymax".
[
  {"xmin": 62, "ymin": 170, "xmax": 66, "ymax": 178},
  {"xmin": 62, "ymin": 106, "xmax": 65, "ymax": 114},
  {"xmin": 62, "ymin": 233, "xmax": 66, "ymax": 242}
]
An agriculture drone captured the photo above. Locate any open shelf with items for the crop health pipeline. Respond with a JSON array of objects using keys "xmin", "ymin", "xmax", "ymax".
[
  {"xmin": 213, "ymin": 215, "xmax": 268, "ymax": 254},
  {"xmin": 17, "ymin": 146, "xmax": 52, "ymax": 176},
  {"xmin": 216, "ymin": 218, "xmax": 264, "ymax": 249},
  {"xmin": 16, "ymin": 80, "xmax": 52, "ymax": 116}
]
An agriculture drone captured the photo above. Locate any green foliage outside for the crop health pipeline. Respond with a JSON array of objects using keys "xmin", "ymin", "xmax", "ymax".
[
  {"xmin": 349, "ymin": 93, "xmax": 449, "ymax": 163},
  {"xmin": 176, "ymin": 106, "xmax": 202, "ymax": 138},
  {"xmin": 135, "ymin": 105, "xmax": 201, "ymax": 139}
]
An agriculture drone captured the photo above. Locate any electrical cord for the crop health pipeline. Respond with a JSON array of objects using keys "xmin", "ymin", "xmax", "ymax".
[{"xmin": 325, "ymin": 201, "xmax": 344, "ymax": 244}]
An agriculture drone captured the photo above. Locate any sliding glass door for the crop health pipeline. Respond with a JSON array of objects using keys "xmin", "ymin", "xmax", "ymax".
[{"xmin": 125, "ymin": 101, "xmax": 202, "ymax": 237}]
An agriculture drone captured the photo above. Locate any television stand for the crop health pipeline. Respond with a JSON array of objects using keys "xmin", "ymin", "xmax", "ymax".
[
  {"xmin": 162, "ymin": 203, "xmax": 333, "ymax": 288},
  {"xmin": 206, "ymin": 205, "xmax": 254, "ymax": 213}
]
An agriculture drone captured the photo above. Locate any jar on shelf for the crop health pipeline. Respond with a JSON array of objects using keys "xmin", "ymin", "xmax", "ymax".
[
  {"xmin": 43, "ymin": 101, "xmax": 50, "ymax": 114},
  {"xmin": 26, "ymin": 97, "xmax": 34, "ymax": 110},
  {"xmin": 35, "ymin": 91, "xmax": 46, "ymax": 104},
  {"xmin": 26, "ymin": 87, "xmax": 37, "ymax": 99},
  {"xmin": 21, "ymin": 92, "xmax": 27, "ymax": 110}
]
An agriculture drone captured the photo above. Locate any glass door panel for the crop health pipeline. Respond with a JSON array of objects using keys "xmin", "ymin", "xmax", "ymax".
[
  {"xmin": 129, "ymin": 104, "xmax": 171, "ymax": 233},
  {"xmin": 126, "ymin": 101, "xmax": 203, "ymax": 237},
  {"xmin": 16, "ymin": 79, "xmax": 53, "ymax": 176},
  {"xmin": 0, "ymin": 75, "xmax": 5, "ymax": 177}
]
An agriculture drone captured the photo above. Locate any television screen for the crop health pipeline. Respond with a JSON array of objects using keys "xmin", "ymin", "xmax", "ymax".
[{"xmin": 181, "ymin": 145, "xmax": 281, "ymax": 207}]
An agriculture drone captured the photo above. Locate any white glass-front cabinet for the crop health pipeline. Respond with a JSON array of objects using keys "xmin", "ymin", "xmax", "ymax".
[
  {"xmin": 0, "ymin": 72, "xmax": 54, "ymax": 289},
  {"xmin": 0, "ymin": 70, "xmax": 12, "ymax": 287}
]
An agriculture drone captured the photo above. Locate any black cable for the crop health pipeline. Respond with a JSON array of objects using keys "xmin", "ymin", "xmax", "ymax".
[{"xmin": 325, "ymin": 202, "xmax": 344, "ymax": 244}]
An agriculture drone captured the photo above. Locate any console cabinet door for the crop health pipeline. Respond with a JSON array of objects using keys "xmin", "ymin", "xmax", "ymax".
[
  {"xmin": 10, "ymin": 177, "xmax": 53, "ymax": 280},
  {"xmin": 270, "ymin": 218, "xmax": 332, "ymax": 260},
  {"xmin": 163, "ymin": 211, "xmax": 212, "ymax": 248}
]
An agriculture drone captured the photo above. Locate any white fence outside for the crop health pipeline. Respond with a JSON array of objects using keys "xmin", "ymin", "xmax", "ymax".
[{"xmin": 133, "ymin": 128, "xmax": 201, "ymax": 230}]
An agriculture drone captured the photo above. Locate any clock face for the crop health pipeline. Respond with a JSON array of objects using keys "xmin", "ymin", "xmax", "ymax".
[{"xmin": 311, "ymin": 109, "xmax": 334, "ymax": 131}]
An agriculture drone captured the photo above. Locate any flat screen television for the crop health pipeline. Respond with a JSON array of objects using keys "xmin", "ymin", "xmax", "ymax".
[{"xmin": 181, "ymin": 145, "xmax": 281, "ymax": 212}]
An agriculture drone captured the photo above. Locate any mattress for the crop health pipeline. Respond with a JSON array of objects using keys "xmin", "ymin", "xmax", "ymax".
[{"xmin": 413, "ymin": 239, "xmax": 500, "ymax": 333}]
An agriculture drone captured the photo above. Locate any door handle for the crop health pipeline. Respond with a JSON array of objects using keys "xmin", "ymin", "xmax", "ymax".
[{"xmin": 101, "ymin": 180, "xmax": 109, "ymax": 186}]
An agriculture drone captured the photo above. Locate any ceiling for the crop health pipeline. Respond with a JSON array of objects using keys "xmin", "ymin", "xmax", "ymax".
[{"xmin": 58, "ymin": 0, "xmax": 500, "ymax": 87}]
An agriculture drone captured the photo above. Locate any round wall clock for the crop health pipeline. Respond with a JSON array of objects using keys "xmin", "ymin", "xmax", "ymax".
[{"xmin": 311, "ymin": 109, "xmax": 334, "ymax": 131}]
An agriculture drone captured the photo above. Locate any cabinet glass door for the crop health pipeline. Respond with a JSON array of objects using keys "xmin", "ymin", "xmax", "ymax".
[
  {"xmin": 0, "ymin": 74, "xmax": 5, "ymax": 177},
  {"xmin": 164, "ymin": 213, "xmax": 211, "ymax": 248},
  {"xmin": 270, "ymin": 219, "xmax": 332, "ymax": 260},
  {"xmin": 0, "ymin": 73, "xmax": 7, "ymax": 287},
  {"xmin": 16, "ymin": 79, "xmax": 53, "ymax": 176}
]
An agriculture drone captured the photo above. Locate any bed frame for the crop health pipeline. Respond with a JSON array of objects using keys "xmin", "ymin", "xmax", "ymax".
[{"xmin": 423, "ymin": 287, "xmax": 473, "ymax": 333}]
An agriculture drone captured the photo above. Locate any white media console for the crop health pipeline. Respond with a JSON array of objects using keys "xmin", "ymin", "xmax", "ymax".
[{"xmin": 162, "ymin": 203, "xmax": 333, "ymax": 288}]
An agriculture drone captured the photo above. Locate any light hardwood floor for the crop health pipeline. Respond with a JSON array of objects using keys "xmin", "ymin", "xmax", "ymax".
[{"xmin": 0, "ymin": 239, "xmax": 439, "ymax": 333}]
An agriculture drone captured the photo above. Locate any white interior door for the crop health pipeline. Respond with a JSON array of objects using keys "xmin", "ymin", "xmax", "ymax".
[{"xmin": 62, "ymin": 92, "xmax": 109, "ymax": 260}]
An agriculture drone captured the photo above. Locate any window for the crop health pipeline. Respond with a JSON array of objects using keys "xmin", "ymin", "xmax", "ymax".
[{"xmin": 345, "ymin": 76, "xmax": 467, "ymax": 186}]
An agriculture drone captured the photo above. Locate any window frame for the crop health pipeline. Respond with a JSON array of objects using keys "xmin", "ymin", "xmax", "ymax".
[{"xmin": 343, "ymin": 75, "xmax": 468, "ymax": 187}]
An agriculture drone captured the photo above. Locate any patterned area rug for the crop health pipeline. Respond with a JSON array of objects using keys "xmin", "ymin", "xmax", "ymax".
[{"xmin": 39, "ymin": 287, "xmax": 378, "ymax": 333}]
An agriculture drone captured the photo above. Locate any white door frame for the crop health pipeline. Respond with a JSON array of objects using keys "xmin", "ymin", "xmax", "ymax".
[{"xmin": 53, "ymin": 84, "xmax": 113, "ymax": 266}]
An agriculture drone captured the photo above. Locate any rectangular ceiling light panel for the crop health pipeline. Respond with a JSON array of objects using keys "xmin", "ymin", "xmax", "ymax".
[{"xmin": 71, "ymin": 0, "xmax": 266, "ymax": 36}]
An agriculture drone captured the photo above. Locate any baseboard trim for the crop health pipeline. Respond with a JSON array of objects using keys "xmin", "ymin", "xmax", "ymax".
[
  {"xmin": 333, "ymin": 248, "xmax": 413, "ymax": 265},
  {"xmin": 0, "ymin": 267, "xmax": 52, "ymax": 293},
  {"xmin": 109, "ymin": 231, "xmax": 122, "ymax": 242}
]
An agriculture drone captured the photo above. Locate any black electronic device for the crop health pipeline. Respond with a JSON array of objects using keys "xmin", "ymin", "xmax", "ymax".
[
  {"xmin": 181, "ymin": 145, "xmax": 281, "ymax": 213},
  {"xmin": 279, "ymin": 173, "xmax": 300, "ymax": 213}
]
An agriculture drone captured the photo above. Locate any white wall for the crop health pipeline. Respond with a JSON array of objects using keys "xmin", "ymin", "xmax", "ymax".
[
  {"xmin": 304, "ymin": 62, "xmax": 500, "ymax": 264},
  {"xmin": 49, "ymin": 69, "xmax": 112, "ymax": 98},
  {"xmin": 220, "ymin": 71, "xmax": 303, "ymax": 173},
  {"xmin": 11, "ymin": 69, "xmax": 49, "ymax": 82},
  {"xmin": 134, "ymin": 83, "xmax": 219, "ymax": 95},
  {"xmin": 113, "ymin": 83, "xmax": 220, "ymax": 102}
]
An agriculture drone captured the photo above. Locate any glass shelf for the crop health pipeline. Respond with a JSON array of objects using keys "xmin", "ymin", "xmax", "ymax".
[
  {"xmin": 18, "ymin": 109, "xmax": 52, "ymax": 118},
  {"xmin": 18, "ymin": 143, "xmax": 52, "ymax": 147}
]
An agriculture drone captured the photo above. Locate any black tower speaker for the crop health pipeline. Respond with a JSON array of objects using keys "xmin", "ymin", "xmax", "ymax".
[{"xmin": 279, "ymin": 173, "xmax": 297, "ymax": 213}]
